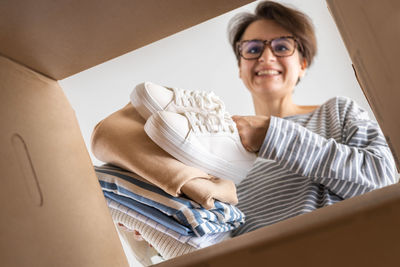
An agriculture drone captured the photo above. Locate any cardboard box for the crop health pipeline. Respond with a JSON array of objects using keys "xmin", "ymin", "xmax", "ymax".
[{"xmin": 1, "ymin": 0, "xmax": 399, "ymax": 266}]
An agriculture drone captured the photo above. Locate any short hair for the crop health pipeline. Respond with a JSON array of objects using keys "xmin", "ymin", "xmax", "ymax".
[{"xmin": 228, "ymin": 1, "xmax": 317, "ymax": 67}]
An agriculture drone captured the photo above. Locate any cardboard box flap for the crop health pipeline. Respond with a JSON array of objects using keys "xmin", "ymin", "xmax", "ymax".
[
  {"xmin": 157, "ymin": 182, "xmax": 400, "ymax": 266},
  {"xmin": 326, "ymin": 0, "xmax": 400, "ymax": 170},
  {"xmin": 0, "ymin": 0, "xmax": 253, "ymax": 80},
  {"xmin": 0, "ymin": 55, "xmax": 128, "ymax": 266}
]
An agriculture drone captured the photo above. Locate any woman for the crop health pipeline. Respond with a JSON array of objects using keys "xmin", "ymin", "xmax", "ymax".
[
  {"xmin": 92, "ymin": 0, "xmax": 398, "ymax": 242},
  {"xmin": 229, "ymin": 1, "xmax": 397, "ymax": 236}
]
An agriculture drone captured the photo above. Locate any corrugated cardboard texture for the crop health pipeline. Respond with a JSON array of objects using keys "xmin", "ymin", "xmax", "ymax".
[
  {"xmin": 0, "ymin": 55, "xmax": 128, "ymax": 266},
  {"xmin": 326, "ymin": 0, "xmax": 400, "ymax": 170},
  {"xmin": 158, "ymin": 182, "xmax": 400, "ymax": 266},
  {"xmin": 0, "ymin": 0, "xmax": 253, "ymax": 80}
]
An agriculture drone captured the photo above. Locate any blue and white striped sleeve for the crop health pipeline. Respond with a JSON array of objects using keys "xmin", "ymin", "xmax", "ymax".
[{"xmin": 258, "ymin": 97, "xmax": 398, "ymax": 200}]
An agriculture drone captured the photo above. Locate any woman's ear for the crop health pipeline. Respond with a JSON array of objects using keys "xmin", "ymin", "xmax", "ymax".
[
  {"xmin": 238, "ymin": 63, "xmax": 243, "ymax": 79},
  {"xmin": 238, "ymin": 60, "xmax": 242, "ymax": 79},
  {"xmin": 299, "ymin": 58, "xmax": 307, "ymax": 78},
  {"xmin": 301, "ymin": 58, "xmax": 307, "ymax": 70}
]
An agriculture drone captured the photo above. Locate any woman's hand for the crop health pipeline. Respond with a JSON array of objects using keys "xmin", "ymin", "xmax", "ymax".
[{"xmin": 232, "ymin": 115, "xmax": 270, "ymax": 153}]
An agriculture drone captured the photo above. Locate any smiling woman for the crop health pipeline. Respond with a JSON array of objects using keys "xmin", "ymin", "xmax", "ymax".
[
  {"xmin": 226, "ymin": 0, "xmax": 398, "ymax": 236},
  {"xmin": 237, "ymin": 19, "xmax": 309, "ymax": 113},
  {"xmin": 228, "ymin": 1, "xmax": 317, "ymax": 118}
]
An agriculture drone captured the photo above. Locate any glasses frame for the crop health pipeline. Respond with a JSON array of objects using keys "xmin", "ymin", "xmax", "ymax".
[{"xmin": 236, "ymin": 36, "xmax": 299, "ymax": 60}]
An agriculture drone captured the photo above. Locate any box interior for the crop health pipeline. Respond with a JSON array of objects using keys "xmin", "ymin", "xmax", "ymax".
[
  {"xmin": 1, "ymin": 0, "xmax": 399, "ymax": 266},
  {"xmin": 0, "ymin": 0, "xmax": 253, "ymax": 80},
  {"xmin": 157, "ymin": 180, "xmax": 400, "ymax": 266},
  {"xmin": 0, "ymin": 55, "xmax": 128, "ymax": 266},
  {"xmin": 326, "ymin": 0, "xmax": 400, "ymax": 170}
]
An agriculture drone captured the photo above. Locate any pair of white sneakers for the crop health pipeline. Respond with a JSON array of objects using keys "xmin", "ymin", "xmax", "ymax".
[{"xmin": 130, "ymin": 81, "xmax": 256, "ymax": 185}]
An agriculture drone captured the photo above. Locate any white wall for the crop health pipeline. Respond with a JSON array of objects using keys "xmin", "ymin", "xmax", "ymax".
[{"xmin": 60, "ymin": 0, "xmax": 371, "ymax": 167}]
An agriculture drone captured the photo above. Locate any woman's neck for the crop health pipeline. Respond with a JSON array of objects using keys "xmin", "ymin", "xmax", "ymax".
[
  {"xmin": 253, "ymin": 96, "xmax": 319, "ymax": 118},
  {"xmin": 253, "ymin": 95, "xmax": 298, "ymax": 117}
]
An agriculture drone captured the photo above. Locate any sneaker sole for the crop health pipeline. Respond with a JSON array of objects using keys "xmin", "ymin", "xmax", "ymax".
[
  {"xmin": 130, "ymin": 82, "xmax": 160, "ymax": 120},
  {"xmin": 144, "ymin": 112, "xmax": 247, "ymax": 184}
]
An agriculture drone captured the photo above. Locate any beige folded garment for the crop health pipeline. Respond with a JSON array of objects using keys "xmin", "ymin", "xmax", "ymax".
[
  {"xmin": 111, "ymin": 207, "xmax": 196, "ymax": 261},
  {"xmin": 182, "ymin": 176, "xmax": 238, "ymax": 209},
  {"xmin": 91, "ymin": 103, "xmax": 237, "ymax": 208},
  {"xmin": 115, "ymin": 223, "xmax": 160, "ymax": 267}
]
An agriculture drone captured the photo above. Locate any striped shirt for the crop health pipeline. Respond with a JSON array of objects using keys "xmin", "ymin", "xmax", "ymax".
[{"xmin": 233, "ymin": 96, "xmax": 398, "ymax": 236}]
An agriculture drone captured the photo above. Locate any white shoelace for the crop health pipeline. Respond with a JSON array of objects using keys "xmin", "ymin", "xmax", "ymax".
[
  {"xmin": 171, "ymin": 87, "xmax": 236, "ymax": 134},
  {"xmin": 172, "ymin": 87, "xmax": 225, "ymax": 114},
  {"xmin": 185, "ymin": 111, "xmax": 236, "ymax": 134}
]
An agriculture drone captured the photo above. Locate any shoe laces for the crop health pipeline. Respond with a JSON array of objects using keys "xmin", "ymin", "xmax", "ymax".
[
  {"xmin": 185, "ymin": 111, "xmax": 236, "ymax": 134},
  {"xmin": 172, "ymin": 87, "xmax": 225, "ymax": 113},
  {"xmin": 171, "ymin": 87, "xmax": 236, "ymax": 134}
]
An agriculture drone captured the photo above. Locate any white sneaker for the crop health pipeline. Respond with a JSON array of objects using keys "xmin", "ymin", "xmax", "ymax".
[
  {"xmin": 144, "ymin": 110, "xmax": 257, "ymax": 184},
  {"xmin": 130, "ymin": 81, "xmax": 224, "ymax": 120}
]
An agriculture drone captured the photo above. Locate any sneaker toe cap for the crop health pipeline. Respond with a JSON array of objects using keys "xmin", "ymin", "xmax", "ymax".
[
  {"xmin": 145, "ymin": 82, "xmax": 174, "ymax": 110},
  {"xmin": 159, "ymin": 111, "xmax": 190, "ymax": 138}
]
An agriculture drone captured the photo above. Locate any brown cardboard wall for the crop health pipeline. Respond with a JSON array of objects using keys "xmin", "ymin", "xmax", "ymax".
[
  {"xmin": 0, "ymin": 55, "xmax": 128, "ymax": 266},
  {"xmin": 0, "ymin": 0, "xmax": 253, "ymax": 80},
  {"xmin": 2, "ymin": 0, "xmax": 399, "ymax": 266},
  {"xmin": 326, "ymin": 0, "xmax": 400, "ymax": 170},
  {"xmin": 157, "ymin": 182, "xmax": 400, "ymax": 267}
]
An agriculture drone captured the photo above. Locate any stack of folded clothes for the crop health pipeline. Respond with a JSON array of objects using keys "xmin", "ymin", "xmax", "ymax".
[
  {"xmin": 95, "ymin": 164, "xmax": 245, "ymax": 261},
  {"xmin": 91, "ymin": 81, "xmax": 256, "ymax": 264}
]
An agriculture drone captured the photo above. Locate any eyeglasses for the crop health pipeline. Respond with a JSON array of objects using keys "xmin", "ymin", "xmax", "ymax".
[{"xmin": 237, "ymin": 36, "xmax": 299, "ymax": 60}]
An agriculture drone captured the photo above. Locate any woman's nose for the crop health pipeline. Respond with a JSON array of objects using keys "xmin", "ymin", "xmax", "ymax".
[{"xmin": 258, "ymin": 46, "xmax": 276, "ymax": 62}]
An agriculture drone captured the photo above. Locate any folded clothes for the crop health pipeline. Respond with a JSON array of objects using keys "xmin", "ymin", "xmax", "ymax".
[
  {"xmin": 90, "ymin": 103, "xmax": 238, "ymax": 209},
  {"xmin": 95, "ymin": 165, "xmax": 245, "ymax": 237},
  {"xmin": 107, "ymin": 198, "xmax": 231, "ymax": 249},
  {"xmin": 115, "ymin": 222, "xmax": 160, "ymax": 266},
  {"xmin": 109, "ymin": 206, "xmax": 197, "ymax": 260},
  {"xmin": 105, "ymin": 191, "xmax": 191, "ymax": 235},
  {"xmin": 181, "ymin": 175, "xmax": 237, "ymax": 210},
  {"xmin": 91, "ymin": 103, "xmax": 212, "ymax": 197}
]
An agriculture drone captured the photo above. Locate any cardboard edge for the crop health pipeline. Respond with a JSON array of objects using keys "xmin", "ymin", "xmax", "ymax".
[
  {"xmin": 155, "ymin": 182, "xmax": 400, "ymax": 266},
  {"xmin": 0, "ymin": 55, "xmax": 129, "ymax": 266}
]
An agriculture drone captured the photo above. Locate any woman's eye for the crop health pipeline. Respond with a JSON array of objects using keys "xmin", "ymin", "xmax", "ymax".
[
  {"xmin": 246, "ymin": 44, "xmax": 263, "ymax": 54},
  {"xmin": 274, "ymin": 44, "xmax": 289, "ymax": 52}
]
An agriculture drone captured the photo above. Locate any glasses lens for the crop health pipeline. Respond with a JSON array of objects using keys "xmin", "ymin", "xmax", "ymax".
[
  {"xmin": 270, "ymin": 37, "xmax": 296, "ymax": 56},
  {"xmin": 240, "ymin": 40, "xmax": 264, "ymax": 59}
]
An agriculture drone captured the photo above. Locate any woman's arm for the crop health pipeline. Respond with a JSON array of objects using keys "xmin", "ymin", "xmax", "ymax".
[
  {"xmin": 259, "ymin": 98, "xmax": 398, "ymax": 199},
  {"xmin": 234, "ymin": 97, "xmax": 398, "ymax": 199}
]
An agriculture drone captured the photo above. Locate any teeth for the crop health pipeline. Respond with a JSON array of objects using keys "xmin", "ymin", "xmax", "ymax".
[{"xmin": 257, "ymin": 70, "xmax": 280, "ymax": 76}]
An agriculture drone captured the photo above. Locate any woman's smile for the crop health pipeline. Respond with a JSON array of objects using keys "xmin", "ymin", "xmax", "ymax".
[{"xmin": 255, "ymin": 69, "xmax": 282, "ymax": 76}]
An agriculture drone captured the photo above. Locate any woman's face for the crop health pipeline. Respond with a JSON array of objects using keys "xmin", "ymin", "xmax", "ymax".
[{"xmin": 239, "ymin": 19, "xmax": 306, "ymax": 101}]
